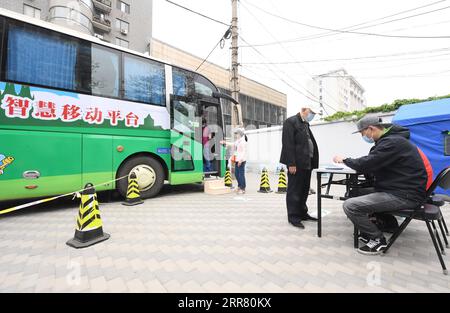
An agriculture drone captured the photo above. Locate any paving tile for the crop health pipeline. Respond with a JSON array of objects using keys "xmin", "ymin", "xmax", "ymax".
[{"xmin": 0, "ymin": 174, "xmax": 448, "ymax": 292}]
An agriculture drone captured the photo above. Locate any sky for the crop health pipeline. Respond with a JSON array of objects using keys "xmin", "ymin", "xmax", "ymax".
[{"xmin": 153, "ymin": 0, "xmax": 450, "ymax": 116}]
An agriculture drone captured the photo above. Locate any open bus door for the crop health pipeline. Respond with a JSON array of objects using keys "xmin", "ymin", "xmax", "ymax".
[
  {"xmin": 199, "ymin": 99, "xmax": 226, "ymax": 178},
  {"xmin": 169, "ymin": 95, "xmax": 204, "ymax": 185}
]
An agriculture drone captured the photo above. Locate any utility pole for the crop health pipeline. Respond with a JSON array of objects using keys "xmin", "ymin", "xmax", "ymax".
[{"xmin": 230, "ymin": 0, "xmax": 242, "ymax": 129}]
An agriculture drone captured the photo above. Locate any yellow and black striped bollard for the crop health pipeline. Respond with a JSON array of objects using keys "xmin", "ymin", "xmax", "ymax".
[
  {"xmin": 67, "ymin": 183, "xmax": 110, "ymax": 249},
  {"xmin": 276, "ymin": 168, "xmax": 288, "ymax": 194},
  {"xmin": 258, "ymin": 168, "xmax": 272, "ymax": 193},
  {"xmin": 224, "ymin": 168, "xmax": 233, "ymax": 188},
  {"xmin": 123, "ymin": 172, "xmax": 144, "ymax": 206}
]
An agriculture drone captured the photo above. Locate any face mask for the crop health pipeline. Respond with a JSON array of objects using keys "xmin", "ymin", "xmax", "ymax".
[
  {"xmin": 306, "ymin": 112, "xmax": 316, "ymax": 122},
  {"xmin": 362, "ymin": 128, "xmax": 375, "ymax": 144},
  {"xmin": 362, "ymin": 136, "xmax": 375, "ymax": 144}
]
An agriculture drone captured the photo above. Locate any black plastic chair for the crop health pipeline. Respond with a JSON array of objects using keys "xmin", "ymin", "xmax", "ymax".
[
  {"xmin": 383, "ymin": 167, "xmax": 450, "ymax": 275},
  {"xmin": 427, "ymin": 195, "xmax": 449, "ymax": 249},
  {"xmin": 430, "ymin": 194, "xmax": 450, "ymax": 236}
]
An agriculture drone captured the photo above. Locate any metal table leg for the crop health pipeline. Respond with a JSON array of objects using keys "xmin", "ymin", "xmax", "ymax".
[
  {"xmin": 317, "ymin": 171, "xmax": 322, "ymax": 238},
  {"xmin": 326, "ymin": 173, "xmax": 333, "ymax": 195}
]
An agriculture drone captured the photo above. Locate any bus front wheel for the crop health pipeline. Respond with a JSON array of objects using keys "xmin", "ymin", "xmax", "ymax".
[{"xmin": 117, "ymin": 156, "xmax": 165, "ymax": 199}]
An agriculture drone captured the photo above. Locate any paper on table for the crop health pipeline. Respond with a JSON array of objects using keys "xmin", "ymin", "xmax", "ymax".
[{"xmin": 324, "ymin": 163, "xmax": 352, "ymax": 170}]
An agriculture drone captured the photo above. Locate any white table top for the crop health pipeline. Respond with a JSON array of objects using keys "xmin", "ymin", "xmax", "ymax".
[{"xmin": 315, "ymin": 167, "xmax": 358, "ymax": 174}]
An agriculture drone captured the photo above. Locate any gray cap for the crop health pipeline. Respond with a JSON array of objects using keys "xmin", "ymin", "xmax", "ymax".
[
  {"xmin": 302, "ymin": 104, "xmax": 320, "ymax": 114},
  {"xmin": 352, "ymin": 115, "xmax": 384, "ymax": 134}
]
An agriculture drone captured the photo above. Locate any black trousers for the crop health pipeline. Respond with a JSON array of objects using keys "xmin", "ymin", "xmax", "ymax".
[{"xmin": 286, "ymin": 169, "xmax": 312, "ymax": 223}]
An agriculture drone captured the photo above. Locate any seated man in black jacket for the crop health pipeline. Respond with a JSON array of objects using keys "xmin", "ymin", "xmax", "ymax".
[{"xmin": 333, "ymin": 115, "xmax": 427, "ymax": 255}]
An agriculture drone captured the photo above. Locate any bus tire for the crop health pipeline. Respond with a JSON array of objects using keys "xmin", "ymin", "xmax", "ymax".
[{"xmin": 117, "ymin": 156, "xmax": 165, "ymax": 199}]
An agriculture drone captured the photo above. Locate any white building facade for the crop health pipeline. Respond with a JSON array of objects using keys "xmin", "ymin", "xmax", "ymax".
[{"xmin": 308, "ymin": 69, "xmax": 366, "ymax": 114}]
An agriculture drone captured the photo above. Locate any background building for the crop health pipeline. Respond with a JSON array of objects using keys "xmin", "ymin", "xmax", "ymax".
[
  {"xmin": 151, "ymin": 39, "xmax": 287, "ymax": 136},
  {"xmin": 308, "ymin": 68, "xmax": 366, "ymax": 113},
  {"xmin": 0, "ymin": 0, "xmax": 152, "ymax": 52}
]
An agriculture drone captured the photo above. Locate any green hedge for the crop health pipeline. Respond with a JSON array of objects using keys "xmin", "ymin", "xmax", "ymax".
[{"xmin": 324, "ymin": 94, "xmax": 450, "ymax": 122}]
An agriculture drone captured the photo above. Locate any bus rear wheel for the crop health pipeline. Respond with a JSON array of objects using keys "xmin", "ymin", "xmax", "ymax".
[{"xmin": 117, "ymin": 156, "xmax": 165, "ymax": 199}]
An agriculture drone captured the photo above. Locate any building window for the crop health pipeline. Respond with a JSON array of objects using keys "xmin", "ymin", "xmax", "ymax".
[
  {"xmin": 80, "ymin": 0, "xmax": 93, "ymax": 10},
  {"xmin": 246, "ymin": 97, "xmax": 255, "ymax": 120},
  {"xmin": 255, "ymin": 99, "xmax": 263, "ymax": 121},
  {"xmin": 264, "ymin": 102, "xmax": 270, "ymax": 123},
  {"xmin": 117, "ymin": 0, "xmax": 130, "ymax": 14},
  {"xmin": 270, "ymin": 105, "xmax": 277, "ymax": 124},
  {"xmin": 115, "ymin": 37, "xmax": 129, "ymax": 48},
  {"xmin": 23, "ymin": 4, "xmax": 41, "ymax": 19},
  {"xmin": 49, "ymin": 6, "xmax": 92, "ymax": 33},
  {"xmin": 115, "ymin": 19, "xmax": 129, "ymax": 34}
]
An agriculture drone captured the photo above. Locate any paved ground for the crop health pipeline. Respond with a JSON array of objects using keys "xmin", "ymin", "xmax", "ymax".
[{"xmin": 0, "ymin": 173, "xmax": 449, "ymax": 293}]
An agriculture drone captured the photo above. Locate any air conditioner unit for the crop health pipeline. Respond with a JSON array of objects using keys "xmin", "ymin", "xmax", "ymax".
[{"xmin": 121, "ymin": 29, "xmax": 128, "ymax": 35}]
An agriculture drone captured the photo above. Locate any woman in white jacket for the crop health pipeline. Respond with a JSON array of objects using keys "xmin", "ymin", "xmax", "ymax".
[{"xmin": 233, "ymin": 128, "xmax": 248, "ymax": 194}]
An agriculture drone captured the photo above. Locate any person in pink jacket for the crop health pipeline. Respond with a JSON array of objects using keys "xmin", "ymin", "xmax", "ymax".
[{"xmin": 233, "ymin": 128, "xmax": 248, "ymax": 194}]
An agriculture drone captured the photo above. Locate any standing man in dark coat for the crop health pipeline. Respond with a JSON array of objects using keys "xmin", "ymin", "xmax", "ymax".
[{"xmin": 280, "ymin": 106, "xmax": 320, "ymax": 229}]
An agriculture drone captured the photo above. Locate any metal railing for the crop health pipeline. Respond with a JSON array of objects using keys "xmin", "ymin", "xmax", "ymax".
[
  {"xmin": 93, "ymin": 0, "xmax": 112, "ymax": 7},
  {"xmin": 93, "ymin": 14, "xmax": 111, "ymax": 26}
]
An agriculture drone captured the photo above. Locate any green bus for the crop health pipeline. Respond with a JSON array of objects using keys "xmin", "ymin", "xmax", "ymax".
[{"xmin": 0, "ymin": 9, "xmax": 231, "ymax": 202}]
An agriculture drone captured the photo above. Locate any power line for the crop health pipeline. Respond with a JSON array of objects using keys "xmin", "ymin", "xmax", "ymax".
[
  {"xmin": 343, "ymin": 54, "xmax": 450, "ymax": 71},
  {"xmin": 313, "ymin": 0, "xmax": 448, "ymax": 33},
  {"xmin": 241, "ymin": 47, "xmax": 450, "ymax": 65},
  {"xmin": 259, "ymin": 0, "xmax": 450, "ymax": 44},
  {"xmin": 165, "ymin": 0, "xmax": 230, "ymax": 26},
  {"xmin": 311, "ymin": 18, "xmax": 450, "ymax": 47},
  {"xmin": 241, "ymin": 2, "xmax": 342, "ymax": 112},
  {"xmin": 245, "ymin": 53, "xmax": 450, "ymax": 73},
  {"xmin": 240, "ymin": 36, "xmax": 338, "ymax": 113},
  {"xmin": 241, "ymin": 1, "xmax": 450, "ymax": 40},
  {"xmin": 347, "ymin": 68, "xmax": 450, "ymax": 79},
  {"xmin": 242, "ymin": 18, "xmax": 450, "ymax": 48},
  {"xmin": 196, "ymin": 27, "xmax": 231, "ymax": 71},
  {"xmin": 164, "ymin": 0, "xmax": 232, "ymax": 72}
]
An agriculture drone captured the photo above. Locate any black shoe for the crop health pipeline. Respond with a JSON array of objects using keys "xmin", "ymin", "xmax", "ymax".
[
  {"xmin": 358, "ymin": 237, "xmax": 387, "ymax": 255},
  {"xmin": 302, "ymin": 214, "xmax": 318, "ymax": 222},
  {"xmin": 357, "ymin": 233, "xmax": 371, "ymax": 245},
  {"xmin": 289, "ymin": 221, "xmax": 305, "ymax": 229}
]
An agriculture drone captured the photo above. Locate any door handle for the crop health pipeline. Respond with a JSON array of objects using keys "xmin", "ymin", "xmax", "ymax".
[{"xmin": 23, "ymin": 171, "xmax": 40, "ymax": 179}]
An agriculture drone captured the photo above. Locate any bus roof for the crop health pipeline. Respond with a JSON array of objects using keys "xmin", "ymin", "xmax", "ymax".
[
  {"xmin": 0, "ymin": 8, "xmax": 221, "ymax": 94},
  {"xmin": 0, "ymin": 8, "xmax": 173, "ymax": 69}
]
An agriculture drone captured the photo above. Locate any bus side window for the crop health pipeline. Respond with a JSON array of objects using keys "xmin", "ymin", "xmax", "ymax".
[
  {"xmin": 4, "ymin": 20, "xmax": 90, "ymax": 93},
  {"xmin": 91, "ymin": 45, "xmax": 120, "ymax": 97},
  {"xmin": 123, "ymin": 55, "xmax": 165, "ymax": 105},
  {"xmin": 172, "ymin": 68, "xmax": 195, "ymax": 97},
  {"xmin": 194, "ymin": 75, "xmax": 216, "ymax": 97}
]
